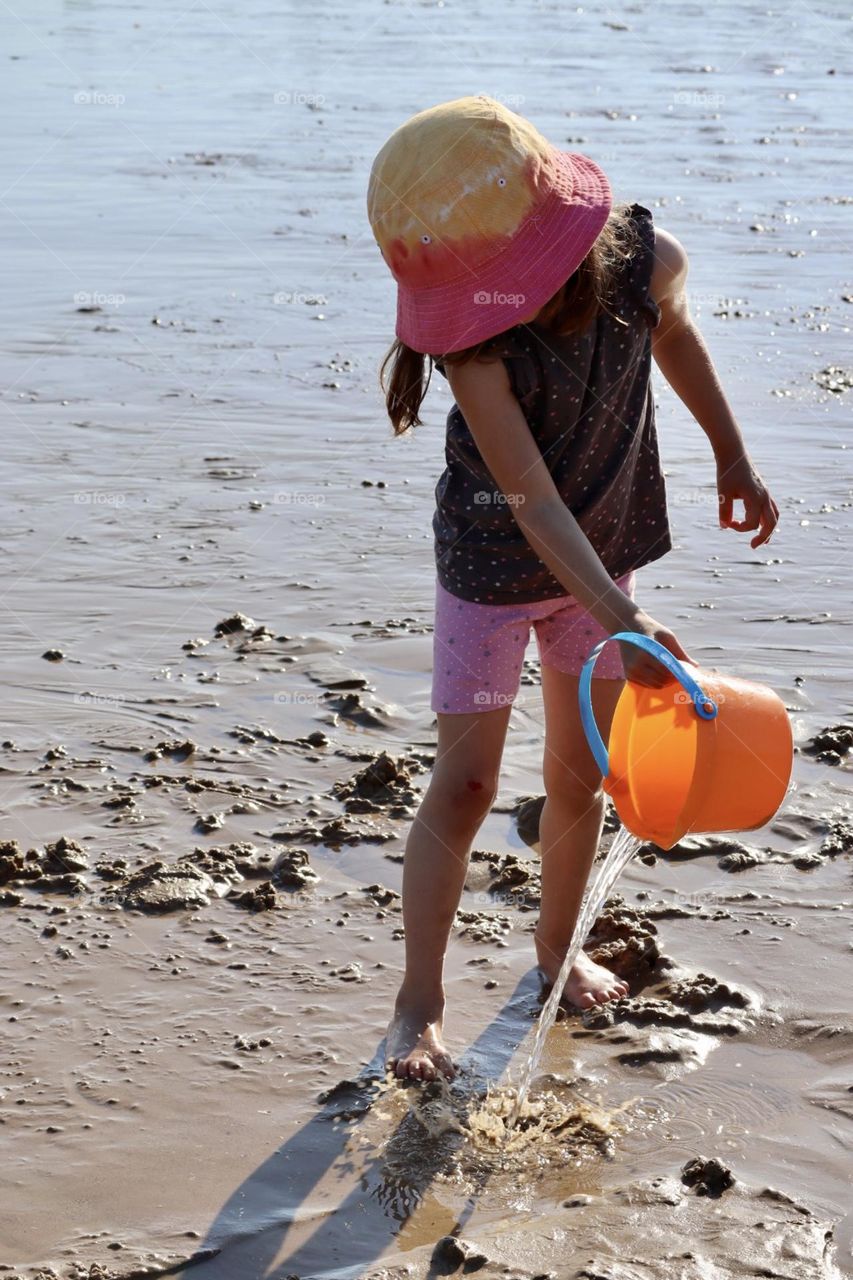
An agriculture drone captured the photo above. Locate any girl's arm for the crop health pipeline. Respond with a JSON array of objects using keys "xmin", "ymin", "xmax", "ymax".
[
  {"xmin": 444, "ymin": 357, "xmax": 692, "ymax": 687},
  {"xmin": 649, "ymin": 228, "xmax": 780, "ymax": 549}
]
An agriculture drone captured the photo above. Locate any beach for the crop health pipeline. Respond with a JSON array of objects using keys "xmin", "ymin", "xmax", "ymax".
[{"xmin": 0, "ymin": 1, "xmax": 851, "ymax": 1275}]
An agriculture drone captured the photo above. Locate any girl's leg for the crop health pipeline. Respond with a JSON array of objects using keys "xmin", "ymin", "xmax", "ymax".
[
  {"xmin": 386, "ymin": 703, "xmax": 512, "ymax": 1082},
  {"xmin": 535, "ymin": 666, "xmax": 630, "ymax": 1009}
]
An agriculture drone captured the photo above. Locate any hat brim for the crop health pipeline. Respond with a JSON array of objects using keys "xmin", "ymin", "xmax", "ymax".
[{"xmin": 394, "ymin": 149, "xmax": 612, "ymax": 356}]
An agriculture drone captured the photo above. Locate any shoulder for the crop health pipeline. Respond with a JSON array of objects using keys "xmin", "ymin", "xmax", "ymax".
[
  {"xmin": 442, "ymin": 349, "xmax": 513, "ymax": 403},
  {"xmin": 648, "ymin": 224, "xmax": 689, "ymax": 303}
]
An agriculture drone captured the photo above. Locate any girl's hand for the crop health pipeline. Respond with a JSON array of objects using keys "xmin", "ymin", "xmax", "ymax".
[
  {"xmin": 617, "ymin": 610, "xmax": 695, "ymax": 689},
  {"xmin": 716, "ymin": 453, "xmax": 779, "ymax": 548}
]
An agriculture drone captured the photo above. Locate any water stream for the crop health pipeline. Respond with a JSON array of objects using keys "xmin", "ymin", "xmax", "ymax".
[{"xmin": 508, "ymin": 826, "xmax": 644, "ymax": 1128}]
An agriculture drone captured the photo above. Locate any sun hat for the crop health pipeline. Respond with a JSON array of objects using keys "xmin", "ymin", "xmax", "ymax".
[{"xmin": 367, "ymin": 94, "xmax": 612, "ymax": 355}]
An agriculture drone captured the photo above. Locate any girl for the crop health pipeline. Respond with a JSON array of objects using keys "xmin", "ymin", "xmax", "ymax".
[{"xmin": 367, "ymin": 95, "xmax": 778, "ymax": 1082}]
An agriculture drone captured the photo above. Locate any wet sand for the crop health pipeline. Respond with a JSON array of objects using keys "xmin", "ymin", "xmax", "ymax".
[{"xmin": 1, "ymin": 1, "xmax": 852, "ymax": 1276}]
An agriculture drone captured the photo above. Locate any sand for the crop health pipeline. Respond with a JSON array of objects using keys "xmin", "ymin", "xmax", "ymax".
[{"xmin": 0, "ymin": 0, "xmax": 851, "ymax": 1276}]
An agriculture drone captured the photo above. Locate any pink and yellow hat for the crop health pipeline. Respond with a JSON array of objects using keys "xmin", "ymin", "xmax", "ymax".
[{"xmin": 367, "ymin": 94, "xmax": 612, "ymax": 355}]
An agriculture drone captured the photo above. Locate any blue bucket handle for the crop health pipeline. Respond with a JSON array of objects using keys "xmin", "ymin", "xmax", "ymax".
[{"xmin": 579, "ymin": 632, "xmax": 718, "ymax": 779}]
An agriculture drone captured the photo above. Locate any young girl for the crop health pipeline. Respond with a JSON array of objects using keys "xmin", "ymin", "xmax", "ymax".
[{"xmin": 367, "ymin": 95, "xmax": 778, "ymax": 1082}]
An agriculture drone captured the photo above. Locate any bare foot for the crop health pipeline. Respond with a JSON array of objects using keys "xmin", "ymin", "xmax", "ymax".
[
  {"xmin": 385, "ymin": 998, "xmax": 455, "ymax": 1082},
  {"xmin": 535, "ymin": 941, "xmax": 629, "ymax": 1011}
]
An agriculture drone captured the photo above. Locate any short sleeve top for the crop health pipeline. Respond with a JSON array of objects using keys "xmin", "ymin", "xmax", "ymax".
[{"xmin": 431, "ymin": 202, "xmax": 671, "ymax": 604}]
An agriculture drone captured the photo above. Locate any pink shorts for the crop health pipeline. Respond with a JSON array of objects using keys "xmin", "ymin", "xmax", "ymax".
[{"xmin": 431, "ymin": 573, "xmax": 634, "ymax": 715}]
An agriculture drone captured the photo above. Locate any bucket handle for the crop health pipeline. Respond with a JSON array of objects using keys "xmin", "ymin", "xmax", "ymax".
[{"xmin": 579, "ymin": 632, "xmax": 718, "ymax": 779}]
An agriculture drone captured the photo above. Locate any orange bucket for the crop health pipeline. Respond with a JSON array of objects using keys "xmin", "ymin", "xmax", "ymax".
[{"xmin": 579, "ymin": 633, "xmax": 794, "ymax": 851}]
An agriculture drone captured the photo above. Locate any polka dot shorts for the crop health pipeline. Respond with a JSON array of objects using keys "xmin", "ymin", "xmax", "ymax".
[{"xmin": 431, "ymin": 572, "xmax": 635, "ymax": 715}]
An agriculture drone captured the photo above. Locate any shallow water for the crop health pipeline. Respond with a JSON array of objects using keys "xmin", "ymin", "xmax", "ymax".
[{"xmin": 1, "ymin": 0, "xmax": 852, "ymax": 1277}]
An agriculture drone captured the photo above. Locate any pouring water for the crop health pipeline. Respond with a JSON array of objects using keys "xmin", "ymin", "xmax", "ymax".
[{"xmin": 508, "ymin": 825, "xmax": 643, "ymax": 1128}]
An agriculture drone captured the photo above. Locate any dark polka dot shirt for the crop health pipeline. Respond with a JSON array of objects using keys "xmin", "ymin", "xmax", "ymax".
[{"xmin": 432, "ymin": 203, "xmax": 673, "ymax": 605}]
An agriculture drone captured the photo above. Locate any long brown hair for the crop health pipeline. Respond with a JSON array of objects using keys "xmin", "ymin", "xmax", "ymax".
[{"xmin": 379, "ymin": 200, "xmax": 642, "ymax": 436}]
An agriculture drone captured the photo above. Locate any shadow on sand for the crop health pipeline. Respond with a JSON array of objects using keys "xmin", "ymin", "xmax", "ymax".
[{"xmin": 174, "ymin": 972, "xmax": 541, "ymax": 1279}]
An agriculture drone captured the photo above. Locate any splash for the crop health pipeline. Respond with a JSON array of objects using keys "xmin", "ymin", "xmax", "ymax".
[
  {"xmin": 400, "ymin": 1075, "xmax": 621, "ymax": 1168},
  {"xmin": 465, "ymin": 1081, "xmax": 616, "ymax": 1156},
  {"xmin": 508, "ymin": 826, "xmax": 644, "ymax": 1128}
]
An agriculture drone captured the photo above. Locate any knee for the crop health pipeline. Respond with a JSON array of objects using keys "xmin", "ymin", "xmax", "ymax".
[
  {"xmin": 542, "ymin": 757, "xmax": 604, "ymax": 810},
  {"xmin": 429, "ymin": 768, "xmax": 498, "ymax": 825}
]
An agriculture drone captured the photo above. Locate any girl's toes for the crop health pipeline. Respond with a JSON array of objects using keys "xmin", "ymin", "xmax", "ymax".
[{"xmin": 434, "ymin": 1052, "xmax": 455, "ymax": 1080}]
